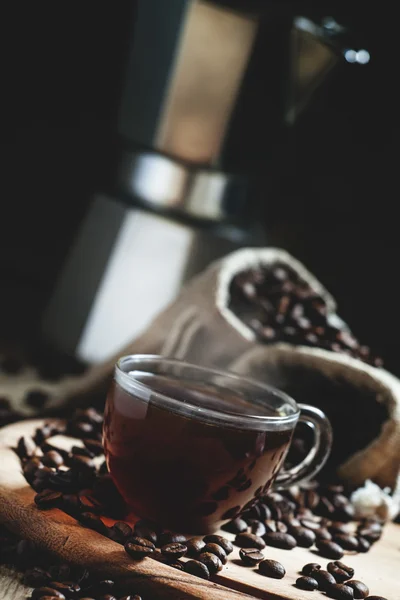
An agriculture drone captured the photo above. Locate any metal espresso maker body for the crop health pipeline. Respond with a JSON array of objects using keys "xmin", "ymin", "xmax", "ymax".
[{"xmin": 43, "ymin": 0, "xmax": 368, "ymax": 363}]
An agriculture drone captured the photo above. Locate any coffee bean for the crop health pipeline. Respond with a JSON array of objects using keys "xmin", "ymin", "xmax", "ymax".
[
  {"xmin": 31, "ymin": 588, "xmax": 65, "ymax": 600},
  {"xmin": 161, "ymin": 543, "xmax": 187, "ymax": 560},
  {"xmin": 357, "ymin": 537, "xmax": 371, "ymax": 553},
  {"xmin": 313, "ymin": 569, "xmax": 337, "ymax": 591},
  {"xmin": 134, "ymin": 520, "xmax": 159, "ymax": 545},
  {"xmin": 198, "ymin": 551, "xmax": 223, "ymax": 574},
  {"xmin": 17, "ymin": 436, "xmax": 37, "ymax": 459},
  {"xmin": 317, "ymin": 539, "xmax": 344, "ymax": 559},
  {"xmin": 125, "ymin": 541, "xmax": 154, "ymax": 559},
  {"xmin": 184, "ymin": 560, "xmax": 210, "ymax": 580},
  {"xmin": 248, "ymin": 519, "xmax": 266, "ymax": 537},
  {"xmin": 42, "ymin": 451, "xmax": 64, "ymax": 468},
  {"xmin": 235, "ymin": 532, "xmax": 265, "ymax": 550},
  {"xmin": 34, "ymin": 490, "xmax": 63, "ymax": 509},
  {"xmin": 327, "ymin": 561, "xmax": 355, "ymax": 582},
  {"xmin": 23, "ymin": 458, "xmax": 43, "ymax": 481},
  {"xmin": 263, "ymin": 532, "xmax": 297, "ymax": 550},
  {"xmin": 333, "ymin": 534, "xmax": 359, "ymax": 551},
  {"xmin": 329, "ymin": 522, "xmax": 353, "ymax": 535},
  {"xmin": 302, "ymin": 563, "xmax": 321, "ymax": 576},
  {"xmin": 346, "ymin": 581, "xmax": 369, "ymax": 599},
  {"xmin": 49, "ymin": 581, "xmax": 81, "ymax": 595},
  {"xmin": 68, "ymin": 454, "xmax": 96, "ymax": 473},
  {"xmin": 186, "ymin": 537, "xmax": 206, "ymax": 557},
  {"xmin": 327, "ymin": 583, "xmax": 354, "ymax": 599},
  {"xmin": 315, "ymin": 527, "xmax": 333, "ymax": 541},
  {"xmin": 159, "ymin": 532, "xmax": 186, "ymax": 546},
  {"xmin": 83, "ymin": 439, "xmax": 104, "ymax": 456},
  {"xmin": 203, "ymin": 543, "xmax": 227, "ymax": 564},
  {"xmin": 258, "ymin": 559, "xmax": 285, "ymax": 579},
  {"xmin": 357, "ymin": 528, "xmax": 381, "ymax": 543},
  {"xmin": 71, "ymin": 445, "xmax": 95, "ymax": 459},
  {"xmin": 203, "ymin": 534, "xmax": 233, "ymax": 555},
  {"xmin": 290, "ymin": 526, "xmax": 316, "ymax": 548},
  {"xmin": 111, "ymin": 522, "xmax": 132, "ymax": 543},
  {"xmin": 222, "ymin": 517, "xmax": 247, "ymax": 534},
  {"xmin": 301, "ymin": 518, "xmax": 322, "ymax": 530},
  {"xmin": 296, "ymin": 576, "xmax": 318, "ymax": 590},
  {"xmin": 170, "ymin": 562, "xmax": 184, "ymax": 570},
  {"xmin": 239, "ymin": 548, "xmax": 264, "ymax": 566},
  {"xmin": 79, "ymin": 513, "xmax": 109, "ymax": 536}
]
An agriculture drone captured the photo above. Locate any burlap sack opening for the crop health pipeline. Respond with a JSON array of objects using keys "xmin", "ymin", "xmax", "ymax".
[{"xmin": 229, "ymin": 344, "xmax": 400, "ymax": 493}]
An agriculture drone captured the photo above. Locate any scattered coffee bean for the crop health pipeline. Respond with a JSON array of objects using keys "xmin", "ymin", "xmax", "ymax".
[
  {"xmin": 333, "ymin": 534, "xmax": 359, "ymax": 551},
  {"xmin": 185, "ymin": 537, "xmax": 206, "ymax": 557},
  {"xmin": 134, "ymin": 521, "xmax": 159, "ymax": 545},
  {"xmin": 158, "ymin": 532, "xmax": 186, "ymax": 547},
  {"xmin": 346, "ymin": 581, "xmax": 369, "ymax": 599},
  {"xmin": 263, "ymin": 532, "xmax": 297, "ymax": 550},
  {"xmin": 313, "ymin": 569, "xmax": 337, "ymax": 591},
  {"xmin": 296, "ymin": 576, "xmax": 319, "ymax": 591},
  {"xmin": 235, "ymin": 532, "xmax": 266, "ymax": 550},
  {"xmin": 327, "ymin": 583, "xmax": 354, "ymax": 599},
  {"xmin": 258, "ymin": 559, "xmax": 286, "ymax": 579},
  {"xmin": 83, "ymin": 439, "xmax": 104, "ymax": 456},
  {"xmin": 327, "ymin": 561, "xmax": 355, "ymax": 582},
  {"xmin": 42, "ymin": 451, "xmax": 64, "ymax": 468},
  {"xmin": 317, "ymin": 539, "xmax": 344, "ymax": 559},
  {"xmin": 302, "ymin": 563, "xmax": 321, "ymax": 576},
  {"xmin": 203, "ymin": 543, "xmax": 227, "ymax": 564},
  {"xmin": 357, "ymin": 537, "xmax": 371, "ymax": 553},
  {"xmin": 125, "ymin": 537, "xmax": 155, "ymax": 560},
  {"xmin": 49, "ymin": 581, "xmax": 81, "ymax": 595},
  {"xmin": 161, "ymin": 543, "xmax": 187, "ymax": 560},
  {"xmin": 203, "ymin": 534, "xmax": 233, "ymax": 555},
  {"xmin": 34, "ymin": 490, "xmax": 63, "ymax": 509},
  {"xmin": 246, "ymin": 519, "xmax": 266, "ymax": 537},
  {"xmin": 290, "ymin": 526, "xmax": 316, "ymax": 547},
  {"xmin": 110, "ymin": 521, "xmax": 132, "ymax": 543},
  {"xmin": 239, "ymin": 548, "xmax": 264, "ymax": 566},
  {"xmin": 184, "ymin": 560, "xmax": 210, "ymax": 580},
  {"xmin": 17, "ymin": 436, "xmax": 37, "ymax": 459},
  {"xmin": 222, "ymin": 517, "xmax": 247, "ymax": 534},
  {"xmin": 315, "ymin": 527, "xmax": 333, "ymax": 541},
  {"xmin": 198, "ymin": 552, "xmax": 223, "ymax": 574},
  {"xmin": 79, "ymin": 513, "xmax": 109, "ymax": 536}
]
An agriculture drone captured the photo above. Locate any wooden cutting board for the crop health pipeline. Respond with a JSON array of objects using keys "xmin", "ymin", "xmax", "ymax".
[{"xmin": 0, "ymin": 420, "xmax": 398, "ymax": 600}]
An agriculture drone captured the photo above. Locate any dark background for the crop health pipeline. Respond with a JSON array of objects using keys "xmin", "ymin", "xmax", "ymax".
[{"xmin": 1, "ymin": 3, "xmax": 399, "ymax": 373}]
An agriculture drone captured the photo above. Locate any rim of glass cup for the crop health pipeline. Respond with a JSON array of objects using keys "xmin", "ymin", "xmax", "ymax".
[{"xmin": 114, "ymin": 354, "xmax": 299, "ymax": 431}]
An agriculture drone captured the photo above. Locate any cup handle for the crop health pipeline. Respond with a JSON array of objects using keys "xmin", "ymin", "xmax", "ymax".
[{"xmin": 274, "ymin": 404, "xmax": 333, "ymax": 489}]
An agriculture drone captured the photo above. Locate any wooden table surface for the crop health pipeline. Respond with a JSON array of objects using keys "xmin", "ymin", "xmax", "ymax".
[{"xmin": 1, "ymin": 420, "xmax": 400, "ymax": 600}]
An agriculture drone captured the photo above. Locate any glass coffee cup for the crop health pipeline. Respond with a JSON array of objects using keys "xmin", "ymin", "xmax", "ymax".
[{"xmin": 103, "ymin": 355, "xmax": 332, "ymax": 534}]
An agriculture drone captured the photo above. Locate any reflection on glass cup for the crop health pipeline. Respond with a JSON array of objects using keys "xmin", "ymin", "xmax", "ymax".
[{"xmin": 103, "ymin": 355, "xmax": 332, "ymax": 533}]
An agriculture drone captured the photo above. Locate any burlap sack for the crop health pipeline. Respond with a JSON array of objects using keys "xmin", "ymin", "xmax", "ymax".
[{"xmin": 3, "ymin": 248, "xmax": 400, "ymax": 517}]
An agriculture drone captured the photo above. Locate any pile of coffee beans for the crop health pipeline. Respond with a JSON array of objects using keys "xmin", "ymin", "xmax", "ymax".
[
  {"xmin": 229, "ymin": 263, "xmax": 383, "ymax": 367},
  {"xmin": 226, "ymin": 484, "xmax": 385, "ymax": 561},
  {"xmin": 295, "ymin": 560, "xmax": 386, "ymax": 600},
  {"xmin": 0, "ymin": 524, "xmax": 143, "ymax": 599},
  {"xmin": 11, "ymin": 406, "xmax": 388, "ymax": 597}
]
